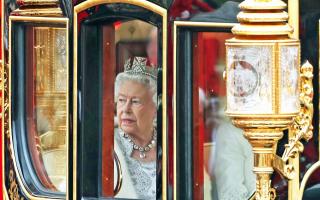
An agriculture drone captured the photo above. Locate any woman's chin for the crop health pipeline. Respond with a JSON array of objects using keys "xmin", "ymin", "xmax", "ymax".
[{"xmin": 120, "ymin": 126, "xmax": 136, "ymax": 134}]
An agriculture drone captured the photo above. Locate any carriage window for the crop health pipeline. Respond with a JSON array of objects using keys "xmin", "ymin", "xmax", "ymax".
[
  {"xmin": 76, "ymin": 4, "xmax": 163, "ymax": 196},
  {"xmin": 109, "ymin": 21, "xmax": 158, "ymax": 199},
  {"xmin": 192, "ymin": 32, "xmax": 255, "ymax": 200},
  {"xmin": 10, "ymin": 21, "xmax": 68, "ymax": 196},
  {"xmin": 29, "ymin": 27, "xmax": 68, "ymax": 192},
  {"xmin": 175, "ymin": 26, "xmax": 255, "ymax": 200}
]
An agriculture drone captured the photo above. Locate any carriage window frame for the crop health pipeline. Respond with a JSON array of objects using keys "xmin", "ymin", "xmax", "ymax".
[
  {"xmin": 173, "ymin": 21, "xmax": 237, "ymax": 200},
  {"xmin": 73, "ymin": 0, "xmax": 167, "ymax": 199},
  {"xmin": 5, "ymin": 16, "xmax": 70, "ymax": 199}
]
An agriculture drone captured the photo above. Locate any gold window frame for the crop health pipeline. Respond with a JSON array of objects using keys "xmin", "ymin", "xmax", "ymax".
[
  {"xmin": 73, "ymin": 0, "xmax": 167, "ymax": 199},
  {"xmin": 4, "ymin": 16, "xmax": 70, "ymax": 200},
  {"xmin": 173, "ymin": 21, "xmax": 237, "ymax": 200}
]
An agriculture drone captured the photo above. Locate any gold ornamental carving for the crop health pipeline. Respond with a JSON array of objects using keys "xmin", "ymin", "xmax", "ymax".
[
  {"xmin": 273, "ymin": 61, "xmax": 314, "ymax": 179},
  {"xmin": 255, "ymin": 174, "xmax": 276, "ymax": 200},
  {"xmin": 282, "ymin": 61, "xmax": 314, "ymax": 162},
  {"xmin": 8, "ymin": 170, "xmax": 25, "ymax": 200},
  {"xmin": 11, "ymin": 0, "xmax": 63, "ymax": 16},
  {"xmin": 3, "ymin": 63, "xmax": 10, "ymax": 140}
]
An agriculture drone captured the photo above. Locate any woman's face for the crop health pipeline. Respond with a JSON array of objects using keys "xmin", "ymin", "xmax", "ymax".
[{"xmin": 116, "ymin": 80, "xmax": 156, "ymax": 137}]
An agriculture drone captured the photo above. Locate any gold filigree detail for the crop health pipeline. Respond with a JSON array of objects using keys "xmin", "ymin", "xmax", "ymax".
[
  {"xmin": 11, "ymin": 0, "xmax": 63, "ymax": 16},
  {"xmin": 4, "ymin": 56, "xmax": 24, "ymax": 199},
  {"xmin": 272, "ymin": 61, "xmax": 313, "ymax": 180},
  {"xmin": 11, "ymin": 8, "xmax": 63, "ymax": 17},
  {"xmin": 3, "ymin": 63, "xmax": 10, "ymax": 139},
  {"xmin": 8, "ymin": 170, "xmax": 25, "ymax": 200},
  {"xmin": 282, "ymin": 61, "xmax": 313, "ymax": 162},
  {"xmin": 16, "ymin": 0, "xmax": 59, "ymax": 6},
  {"xmin": 255, "ymin": 174, "xmax": 276, "ymax": 200}
]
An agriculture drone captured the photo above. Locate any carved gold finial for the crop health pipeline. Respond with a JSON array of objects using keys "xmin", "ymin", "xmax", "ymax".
[
  {"xmin": 232, "ymin": 0, "xmax": 293, "ymax": 36},
  {"xmin": 301, "ymin": 60, "xmax": 314, "ymax": 79},
  {"xmin": 299, "ymin": 61, "xmax": 314, "ymax": 143},
  {"xmin": 11, "ymin": 0, "xmax": 63, "ymax": 16}
]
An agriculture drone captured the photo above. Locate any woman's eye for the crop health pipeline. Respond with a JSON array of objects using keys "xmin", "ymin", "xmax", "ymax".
[
  {"xmin": 131, "ymin": 99, "xmax": 141, "ymax": 105},
  {"xmin": 118, "ymin": 98, "xmax": 126, "ymax": 103}
]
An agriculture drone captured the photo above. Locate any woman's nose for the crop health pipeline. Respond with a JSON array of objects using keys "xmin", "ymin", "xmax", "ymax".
[{"xmin": 123, "ymin": 100, "xmax": 132, "ymax": 113}]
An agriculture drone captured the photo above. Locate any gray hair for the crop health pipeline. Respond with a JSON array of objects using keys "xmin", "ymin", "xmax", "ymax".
[{"xmin": 115, "ymin": 72, "xmax": 157, "ymax": 106}]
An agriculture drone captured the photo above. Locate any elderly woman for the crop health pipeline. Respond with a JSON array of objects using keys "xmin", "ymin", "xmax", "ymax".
[{"xmin": 114, "ymin": 56, "xmax": 158, "ymax": 199}]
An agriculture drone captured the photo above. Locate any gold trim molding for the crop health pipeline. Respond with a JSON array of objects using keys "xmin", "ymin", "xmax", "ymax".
[{"xmin": 11, "ymin": 0, "xmax": 62, "ymax": 17}]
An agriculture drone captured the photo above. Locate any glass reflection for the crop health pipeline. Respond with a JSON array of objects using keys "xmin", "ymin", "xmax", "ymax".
[
  {"xmin": 27, "ymin": 27, "xmax": 67, "ymax": 192},
  {"xmin": 192, "ymin": 32, "xmax": 256, "ymax": 199}
]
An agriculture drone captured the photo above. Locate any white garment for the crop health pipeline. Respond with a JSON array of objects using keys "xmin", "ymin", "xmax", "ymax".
[
  {"xmin": 212, "ymin": 122, "xmax": 256, "ymax": 200},
  {"xmin": 114, "ymin": 130, "xmax": 157, "ymax": 199}
]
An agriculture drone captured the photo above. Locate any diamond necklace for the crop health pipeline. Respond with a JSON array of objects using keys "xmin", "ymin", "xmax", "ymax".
[{"xmin": 122, "ymin": 129, "xmax": 157, "ymax": 159}]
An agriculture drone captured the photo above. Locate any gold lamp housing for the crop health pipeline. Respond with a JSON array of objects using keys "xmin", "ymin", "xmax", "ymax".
[{"xmin": 225, "ymin": 0, "xmax": 300, "ymax": 199}]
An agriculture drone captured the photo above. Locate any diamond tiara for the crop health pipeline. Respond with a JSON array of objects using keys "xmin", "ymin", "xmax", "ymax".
[{"xmin": 124, "ymin": 57, "xmax": 157, "ymax": 80}]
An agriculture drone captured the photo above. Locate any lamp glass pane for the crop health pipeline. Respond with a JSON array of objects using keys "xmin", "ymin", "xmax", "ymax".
[
  {"xmin": 279, "ymin": 45, "xmax": 300, "ymax": 114},
  {"xmin": 226, "ymin": 45, "xmax": 273, "ymax": 114}
]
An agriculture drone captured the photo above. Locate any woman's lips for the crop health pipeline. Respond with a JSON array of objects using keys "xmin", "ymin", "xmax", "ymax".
[{"xmin": 121, "ymin": 119, "xmax": 136, "ymax": 125}]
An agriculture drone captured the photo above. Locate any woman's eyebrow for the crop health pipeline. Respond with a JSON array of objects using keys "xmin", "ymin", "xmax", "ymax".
[
  {"xmin": 118, "ymin": 93, "xmax": 127, "ymax": 97},
  {"xmin": 118, "ymin": 93, "xmax": 141, "ymax": 99}
]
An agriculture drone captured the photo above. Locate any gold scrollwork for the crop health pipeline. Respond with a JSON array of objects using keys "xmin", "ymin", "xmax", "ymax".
[
  {"xmin": 282, "ymin": 61, "xmax": 313, "ymax": 162},
  {"xmin": 8, "ymin": 170, "xmax": 25, "ymax": 200},
  {"xmin": 255, "ymin": 174, "xmax": 277, "ymax": 200},
  {"xmin": 273, "ymin": 61, "xmax": 313, "ymax": 180},
  {"xmin": 3, "ymin": 63, "xmax": 10, "ymax": 140}
]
